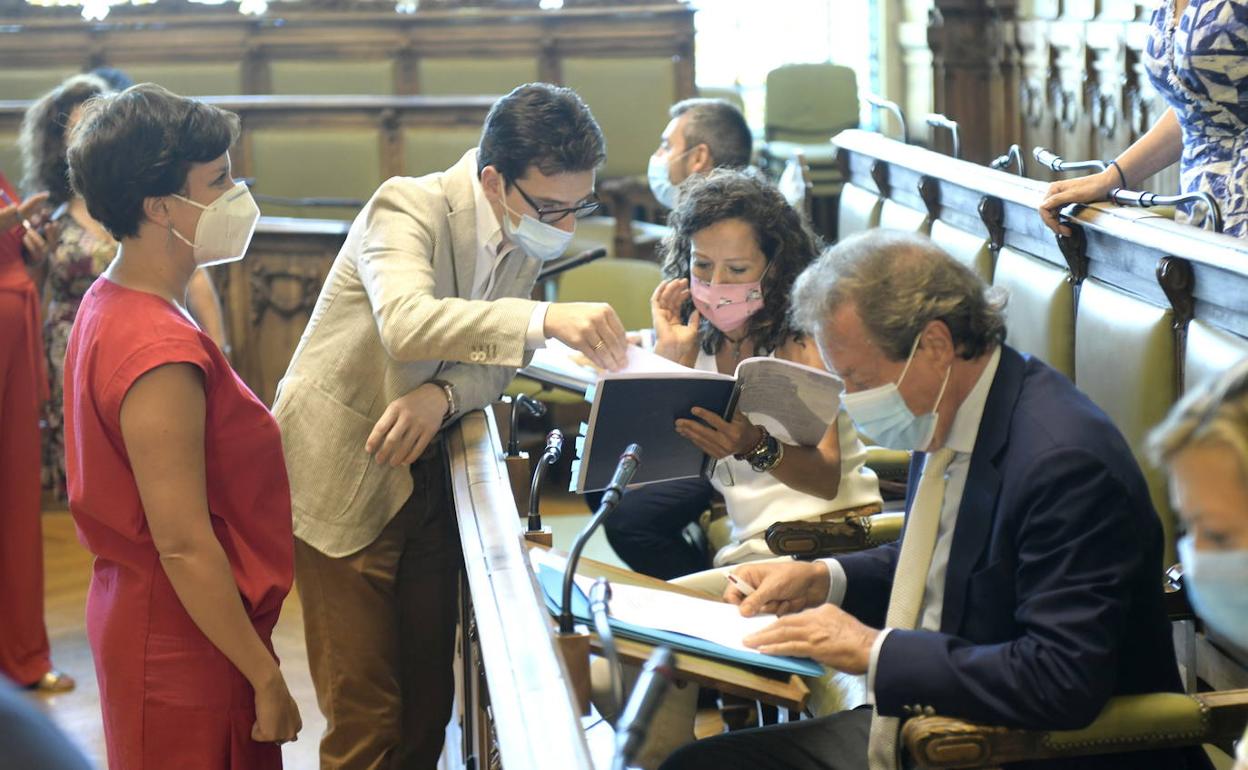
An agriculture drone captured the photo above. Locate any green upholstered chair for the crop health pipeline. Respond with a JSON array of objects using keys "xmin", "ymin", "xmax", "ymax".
[
  {"xmin": 878, "ymin": 199, "xmax": 930, "ymax": 235},
  {"xmin": 562, "ymin": 57, "xmax": 676, "ymax": 179},
  {"xmin": 1074, "ymin": 278, "xmax": 1177, "ymax": 564},
  {"xmin": 0, "ymin": 66, "xmax": 78, "ymax": 101},
  {"xmin": 758, "ymin": 63, "xmax": 858, "ymax": 202},
  {"xmin": 991, "ymin": 247, "xmax": 1075, "ymax": 379},
  {"xmin": 837, "ymin": 184, "xmax": 883, "ymax": 241},
  {"xmin": 417, "ymin": 57, "xmax": 535, "ymax": 96},
  {"xmin": 929, "ymin": 220, "xmax": 994, "ymax": 283},
  {"xmin": 0, "ymin": 132, "xmax": 22, "ymax": 186},
  {"xmin": 903, "ymin": 689, "xmax": 1248, "ymax": 769},
  {"xmin": 122, "ymin": 62, "xmax": 244, "ymax": 96},
  {"xmin": 269, "ymin": 59, "xmax": 395, "ymax": 96},
  {"xmin": 564, "ymin": 216, "xmax": 670, "ymax": 263},
  {"xmin": 402, "ymin": 127, "xmax": 483, "ymax": 178},
  {"xmin": 696, "ymin": 85, "xmax": 747, "ymax": 114},
  {"xmin": 1185, "ymin": 320, "xmax": 1248, "ymax": 392},
  {"xmin": 249, "ymin": 128, "xmax": 381, "ymax": 220}
]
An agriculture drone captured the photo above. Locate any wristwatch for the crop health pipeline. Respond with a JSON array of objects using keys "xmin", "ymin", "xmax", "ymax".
[
  {"xmin": 428, "ymin": 378, "xmax": 457, "ymax": 422},
  {"xmin": 736, "ymin": 426, "xmax": 785, "ymax": 473}
]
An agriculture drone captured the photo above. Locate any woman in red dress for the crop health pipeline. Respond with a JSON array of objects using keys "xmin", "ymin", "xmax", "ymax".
[
  {"xmin": 62, "ymin": 84, "xmax": 300, "ymax": 769},
  {"xmin": 0, "ymin": 174, "xmax": 75, "ymax": 693}
]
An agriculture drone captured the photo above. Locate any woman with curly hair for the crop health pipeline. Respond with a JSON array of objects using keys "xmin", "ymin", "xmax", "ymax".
[
  {"xmin": 19, "ymin": 73, "xmax": 229, "ymax": 502},
  {"xmin": 599, "ymin": 169, "xmax": 882, "ymax": 578}
]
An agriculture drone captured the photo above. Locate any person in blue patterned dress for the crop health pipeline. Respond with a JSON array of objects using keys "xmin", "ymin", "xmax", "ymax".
[{"xmin": 1039, "ymin": 0, "xmax": 1247, "ymax": 238}]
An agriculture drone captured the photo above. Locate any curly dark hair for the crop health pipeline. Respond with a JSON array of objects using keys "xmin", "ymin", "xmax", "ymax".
[
  {"xmin": 660, "ymin": 168, "xmax": 824, "ymax": 357},
  {"xmin": 18, "ymin": 73, "xmax": 110, "ymax": 206}
]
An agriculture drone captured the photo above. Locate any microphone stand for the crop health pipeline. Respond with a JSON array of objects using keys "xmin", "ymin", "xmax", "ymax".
[
  {"xmin": 611, "ymin": 646, "xmax": 676, "ymax": 770},
  {"xmin": 502, "ymin": 394, "xmax": 547, "ymax": 511},
  {"xmin": 556, "ymin": 443, "xmax": 641, "ymax": 715},
  {"xmin": 524, "ymin": 429, "xmax": 563, "ymax": 547},
  {"xmin": 589, "ymin": 577, "xmax": 624, "ymax": 722}
]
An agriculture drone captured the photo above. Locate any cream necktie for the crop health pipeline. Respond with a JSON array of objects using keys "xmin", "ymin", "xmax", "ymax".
[{"xmin": 867, "ymin": 447, "xmax": 957, "ymax": 770}]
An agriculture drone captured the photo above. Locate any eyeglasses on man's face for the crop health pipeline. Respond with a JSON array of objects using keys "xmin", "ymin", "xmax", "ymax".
[{"xmin": 511, "ymin": 181, "xmax": 600, "ymax": 224}]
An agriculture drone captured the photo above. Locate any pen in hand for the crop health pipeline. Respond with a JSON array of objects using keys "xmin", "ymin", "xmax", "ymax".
[
  {"xmin": 0, "ymin": 189, "xmax": 36, "ymax": 232},
  {"xmin": 726, "ymin": 572, "xmax": 756, "ymax": 598}
]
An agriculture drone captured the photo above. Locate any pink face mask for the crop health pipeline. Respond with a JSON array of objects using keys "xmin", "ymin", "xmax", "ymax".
[{"xmin": 689, "ymin": 274, "xmax": 766, "ymax": 334}]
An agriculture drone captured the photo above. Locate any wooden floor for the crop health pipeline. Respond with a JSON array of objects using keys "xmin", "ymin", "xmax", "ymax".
[{"xmin": 28, "ymin": 488, "xmax": 622, "ymax": 770}]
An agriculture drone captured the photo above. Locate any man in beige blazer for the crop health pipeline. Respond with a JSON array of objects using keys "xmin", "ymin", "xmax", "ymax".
[{"xmin": 273, "ymin": 83, "xmax": 626, "ymax": 769}]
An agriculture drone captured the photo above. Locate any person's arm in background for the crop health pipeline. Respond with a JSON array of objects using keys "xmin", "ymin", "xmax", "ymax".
[
  {"xmin": 1039, "ymin": 108, "xmax": 1183, "ymax": 235},
  {"xmin": 120, "ymin": 362, "xmax": 300, "ymax": 744},
  {"xmin": 187, "ymin": 269, "xmax": 230, "ymax": 356}
]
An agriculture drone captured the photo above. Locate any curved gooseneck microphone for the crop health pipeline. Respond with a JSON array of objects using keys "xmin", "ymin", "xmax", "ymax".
[
  {"xmin": 528, "ymin": 429, "xmax": 564, "ymax": 533},
  {"xmin": 507, "ymin": 394, "xmax": 547, "ymax": 457},
  {"xmin": 612, "ymin": 646, "xmax": 676, "ymax": 770},
  {"xmin": 559, "ymin": 443, "xmax": 642, "ymax": 635},
  {"xmin": 589, "ymin": 577, "xmax": 625, "ymax": 721}
]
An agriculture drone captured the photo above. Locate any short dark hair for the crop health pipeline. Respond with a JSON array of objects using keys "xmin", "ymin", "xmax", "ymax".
[
  {"xmin": 67, "ymin": 83, "xmax": 241, "ymax": 241},
  {"xmin": 661, "ymin": 168, "xmax": 822, "ymax": 357},
  {"xmin": 476, "ymin": 83, "xmax": 606, "ymax": 183},
  {"xmin": 18, "ymin": 74, "xmax": 110, "ymax": 206},
  {"xmin": 670, "ymin": 98, "xmax": 752, "ymax": 170}
]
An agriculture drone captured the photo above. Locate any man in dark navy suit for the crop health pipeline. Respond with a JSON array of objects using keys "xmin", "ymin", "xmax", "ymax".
[{"xmin": 659, "ymin": 230, "xmax": 1209, "ymax": 770}]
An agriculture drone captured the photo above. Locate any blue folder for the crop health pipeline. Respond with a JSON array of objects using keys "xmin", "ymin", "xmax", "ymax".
[{"xmin": 536, "ymin": 565, "xmax": 824, "ymax": 679}]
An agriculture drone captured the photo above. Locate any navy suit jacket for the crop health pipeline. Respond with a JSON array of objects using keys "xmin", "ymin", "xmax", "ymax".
[{"xmin": 836, "ymin": 346, "xmax": 1210, "ymax": 770}]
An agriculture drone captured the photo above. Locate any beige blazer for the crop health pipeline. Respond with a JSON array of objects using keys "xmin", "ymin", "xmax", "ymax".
[{"xmin": 273, "ymin": 150, "xmax": 541, "ymax": 557}]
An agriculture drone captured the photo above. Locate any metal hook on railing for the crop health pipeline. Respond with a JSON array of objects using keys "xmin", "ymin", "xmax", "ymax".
[
  {"xmin": 924, "ymin": 113, "xmax": 960, "ymax": 160},
  {"xmin": 1108, "ymin": 188, "xmax": 1224, "ymax": 234},
  {"xmin": 990, "ymin": 144, "xmax": 1026, "ymax": 177},
  {"xmin": 862, "ymin": 93, "xmax": 908, "ymax": 144},
  {"xmin": 1032, "ymin": 147, "xmax": 1108, "ymax": 174}
]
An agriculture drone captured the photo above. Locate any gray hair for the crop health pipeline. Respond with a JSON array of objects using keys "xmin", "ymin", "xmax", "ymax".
[
  {"xmin": 670, "ymin": 98, "xmax": 753, "ymax": 170},
  {"xmin": 791, "ymin": 230, "xmax": 1007, "ymax": 361}
]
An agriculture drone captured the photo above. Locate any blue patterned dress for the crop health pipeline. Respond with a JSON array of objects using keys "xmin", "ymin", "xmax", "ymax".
[{"xmin": 1144, "ymin": 0, "xmax": 1248, "ymax": 237}]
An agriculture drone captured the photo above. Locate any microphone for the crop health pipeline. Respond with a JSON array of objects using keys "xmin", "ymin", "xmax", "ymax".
[
  {"xmin": 612, "ymin": 646, "xmax": 676, "ymax": 770},
  {"xmin": 599, "ymin": 443, "xmax": 642, "ymax": 512},
  {"xmin": 589, "ymin": 577, "xmax": 624, "ymax": 722},
  {"xmin": 559, "ymin": 444, "xmax": 643, "ymax": 634},
  {"xmin": 528, "ymin": 429, "xmax": 564, "ymax": 532}
]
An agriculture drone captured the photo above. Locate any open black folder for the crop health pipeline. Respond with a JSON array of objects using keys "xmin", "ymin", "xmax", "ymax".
[{"xmin": 572, "ymin": 354, "xmax": 845, "ymax": 493}]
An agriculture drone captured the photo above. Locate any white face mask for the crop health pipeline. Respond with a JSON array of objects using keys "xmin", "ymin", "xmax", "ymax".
[
  {"xmin": 499, "ymin": 191, "xmax": 574, "ymax": 263},
  {"xmin": 840, "ymin": 335, "xmax": 951, "ymax": 451},
  {"xmin": 170, "ymin": 180, "xmax": 261, "ymax": 267},
  {"xmin": 648, "ymin": 147, "xmax": 693, "ymax": 210}
]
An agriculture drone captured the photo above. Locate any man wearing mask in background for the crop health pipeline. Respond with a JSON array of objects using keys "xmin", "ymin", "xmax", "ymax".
[
  {"xmin": 649, "ymin": 97, "xmax": 754, "ymax": 209},
  {"xmin": 274, "ymin": 83, "xmax": 628, "ymax": 770}
]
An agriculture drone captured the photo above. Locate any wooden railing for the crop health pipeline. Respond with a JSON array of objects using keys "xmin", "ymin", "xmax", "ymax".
[{"xmin": 444, "ymin": 408, "xmax": 598, "ymax": 770}]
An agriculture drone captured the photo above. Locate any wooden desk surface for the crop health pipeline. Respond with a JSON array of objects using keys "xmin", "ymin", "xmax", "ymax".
[{"xmin": 529, "ymin": 543, "xmax": 811, "ymax": 713}]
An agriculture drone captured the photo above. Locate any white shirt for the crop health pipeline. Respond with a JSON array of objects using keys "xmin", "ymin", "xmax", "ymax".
[
  {"xmin": 821, "ymin": 347, "xmax": 1002, "ymax": 701},
  {"xmin": 467, "ymin": 149, "xmax": 549, "ymax": 347}
]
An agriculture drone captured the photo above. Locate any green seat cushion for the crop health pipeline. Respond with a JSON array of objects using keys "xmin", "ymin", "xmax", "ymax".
[
  {"xmin": 123, "ymin": 62, "xmax": 243, "ymax": 96},
  {"xmin": 992, "ymin": 248, "xmax": 1074, "ymax": 378},
  {"xmin": 270, "ymin": 59, "xmax": 395, "ymax": 96},
  {"xmin": 0, "ymin": 67, "xmax": 78, "ymax": 101},
  {"xmin": 402, "ymin": 127, "xmax": 482, "ymax": 178},
  {"xmin": 557, "ymin": 257, "xmax": 662, "ymax": 331},
  {"xmin": 1184, "ymin": 320, "xmax": 1248, "ymax": 392},
  {"xmin": 562, "ymin": 57, "xmax": 676, "ymax": 179},
  {"xmin": 761, "ymin": 141, "xmax": 839, "ymax": 166},
  {"xmin": 249, "ymin": 128, "xmax": 381, "ymax": 220},
  {"xmin": 837, "ymin": 184, "xmax": 882, "ymax": 240},
  {"xmin": 418, "ymin": 57, "xmax": 536, "ymax": 96}
]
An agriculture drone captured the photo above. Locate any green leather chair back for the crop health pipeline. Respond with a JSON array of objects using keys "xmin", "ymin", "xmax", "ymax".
[
  {"xmin": 402, "ymin": 127, "xmax": 482, "ymax": 178},
  {"xmin": 929, "ymin": 220, "xmax": 993, "ymax": 283},
  {"xmin": 249, "ymin": 128, "xmax": 381, "ymax": 220},
  {"xmin": 1074, "ymin": 278, "xmax": 1177, "ymax": 563},
  {"xmin": 123, "ymin": 62, "xmax": 244, "ymax": 96},
  {"xmin": 992, "ymin": 247, "xmax": 1074, "ymax": 378},
  {"xmin": 0, "ymin": 67, "xmax": 78, "ymax": 100},
  {"xmin": 1184, "ymin": 320, "xmax": 1248, "ymax": 393},
  {"xmin": 0, "ymin": 132, "xmax": 22, "ymax": 186},
  {"xmin": 764, "ymin": 63, "xmax": 858, "ymax": 144},
  {"xmin": 562, "ymin": 57, "xmax": 675, "ymax": 179},
  {"xmin": 837, "ymin": 184, "xmax": 882, "ymax": 241},
  {"xmin": 270, "ymin": 59, "xmax": 395, "ymax": 95},
  {"xmin": 557, "ymin": 257, "xmax": 662, "ymax": 331},
  {"xmin": 696, "ymin": 85, "xmax": 746, "ymax": 114},
  {"xmin": 417, "ymin": 57, "xmax": 536, "ymax": 96},
  {"xmin": 878, "ymin": 199, "xmax": 930, "ymax": 235}
]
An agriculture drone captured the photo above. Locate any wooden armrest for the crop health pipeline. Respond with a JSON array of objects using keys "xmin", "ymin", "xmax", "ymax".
[
  {"xmin": 903, "ymin": 690, "xmax": 1248, "ymax": 769},
  {"xmin": 764, "ymin": 513, "xmax": 904, "ymax": 558}
]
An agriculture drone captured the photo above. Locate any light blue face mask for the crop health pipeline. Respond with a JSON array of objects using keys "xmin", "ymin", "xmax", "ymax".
[
  {"xmin": 1178, "ymin": 535, "xmax": 1248, "ymax": 647},
  {"xmin": 499, "ymin": 192, "xmax": 574, "ymax": 263},
  {"xmin": 840, "ymin": 335, "xmax": 951, "ymax": 451},
  {"xmin": 648, "ymin": 148, "xmax": 692, "ymax": 210}
]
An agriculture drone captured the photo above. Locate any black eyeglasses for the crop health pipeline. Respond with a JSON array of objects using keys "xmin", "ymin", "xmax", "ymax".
[{"xmin": 512, "ymin": 181, "xmax": 600, "ymax": 224}]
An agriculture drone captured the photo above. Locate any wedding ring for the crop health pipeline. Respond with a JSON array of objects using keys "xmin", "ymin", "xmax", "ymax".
[{"xmin": 592, "ymin": 340, "xmax": 606, "ymax": 351}]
